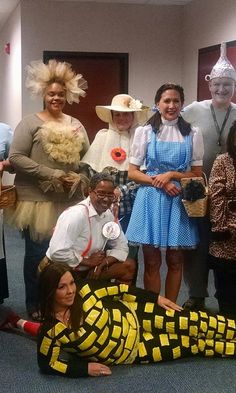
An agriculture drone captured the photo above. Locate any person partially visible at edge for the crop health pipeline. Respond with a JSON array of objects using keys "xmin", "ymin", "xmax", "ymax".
[
  {"xmin": 126, "ymin": 83, "xmax": 203, "ymax": 302},
  {"xmin": 181, "ymin": 42, "xmax": 236, "ymax": 311},
  {"xmin": 0, "ymin": 122, "xmax": 13, "ymax": 304},
  {"xmin": 45, "ymin": 172, "xmax": 136, "ymax": 285},
  {"xmin": 81, "ymin": 94, "xmax": 150, "ymax": 233},
  {"xmin": 6, "ymin": 59, "xmax": 90, "ymax": 320},
  {"xmin": 208, "ymin": 121, "xmax": 236, "ymax": 317},
  {"xmin": 36, "ymin": 262, "xmax": 236, "ymax": 378}
]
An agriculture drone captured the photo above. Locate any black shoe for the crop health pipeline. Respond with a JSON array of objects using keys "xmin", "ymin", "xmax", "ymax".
[{"xmin": 182, "ymin": 297, "xmax": 205, "ymax": 311}]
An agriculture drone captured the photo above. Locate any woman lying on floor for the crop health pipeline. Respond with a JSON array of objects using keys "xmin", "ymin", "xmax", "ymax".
[{"xmin": 2, "ymin": 262, "xmax": 236, "ymax": 378}]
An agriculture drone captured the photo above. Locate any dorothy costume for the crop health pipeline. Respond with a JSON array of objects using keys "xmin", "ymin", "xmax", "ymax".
[{"xmin": 126, "ymin": 116, "xmax": 204, "ymax": 249}]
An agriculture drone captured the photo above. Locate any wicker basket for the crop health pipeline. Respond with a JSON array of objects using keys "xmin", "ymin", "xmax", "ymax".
[
  {"xmin": 0, "ymin": 179, "xmax": 16, "ymax": 209},
  {"xmin": 181, "ymin": 173, "xmax": 208, "ymax": 218}
]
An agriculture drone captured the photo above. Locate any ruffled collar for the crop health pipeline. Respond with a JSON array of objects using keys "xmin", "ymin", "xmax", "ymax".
[{"xmin": 161, "ymin": 117, "xmax": 178, "ymax": 126}]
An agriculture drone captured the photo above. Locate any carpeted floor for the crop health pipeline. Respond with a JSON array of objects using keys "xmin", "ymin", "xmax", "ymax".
[{"xmin": 1, "ymin": 225, "xmax": 236, "ymax": 393}]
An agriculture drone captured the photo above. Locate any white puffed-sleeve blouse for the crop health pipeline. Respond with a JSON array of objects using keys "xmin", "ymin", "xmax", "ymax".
[{"xmin": 129, "ymin": 118, "xmax": 204, "ymax": 168}]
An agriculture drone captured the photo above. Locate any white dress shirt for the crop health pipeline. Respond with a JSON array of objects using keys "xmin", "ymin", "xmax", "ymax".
[{"xmin": 46, "ymin": 196, "xmax": 128, "ymax": 268}]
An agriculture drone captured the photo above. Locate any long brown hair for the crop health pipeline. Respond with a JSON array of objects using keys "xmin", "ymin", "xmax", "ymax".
[{"xmin": 39, "ymin": 262, "xmax": 83, "ymax": 332}]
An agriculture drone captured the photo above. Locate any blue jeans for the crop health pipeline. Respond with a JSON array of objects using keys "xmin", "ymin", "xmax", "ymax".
[{"xmin": 23, "ymin": 229, "xmax": 49, "ymax": 314}]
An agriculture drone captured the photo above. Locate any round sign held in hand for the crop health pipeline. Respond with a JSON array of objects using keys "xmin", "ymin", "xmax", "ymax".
[{"xmin": 102, "ymin": 221, "xmax": 120, "ymax": 240}]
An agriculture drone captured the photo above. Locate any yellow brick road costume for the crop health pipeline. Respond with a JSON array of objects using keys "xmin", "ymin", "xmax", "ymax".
[{"xmin": 38, "ymin": 281, "xmax": 236, "ymax": 378}]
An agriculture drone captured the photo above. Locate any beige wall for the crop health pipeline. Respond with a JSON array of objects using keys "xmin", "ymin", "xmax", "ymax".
[
  {"xmin": 0, "ymin": 3, "xmax": 21, "ymax": 129},
  {"xmin": 0, "ymin": 0, "xmax": 236, "ymax": 127},
  {"xmin": 182, "ymin": 0, "xmax": 236, "ymax": 104},
  {"xmin": 20, "ymin": 0, "xmax": 183, "ymax": 115}
]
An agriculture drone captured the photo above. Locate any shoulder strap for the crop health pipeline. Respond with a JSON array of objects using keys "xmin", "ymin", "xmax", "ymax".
[{"xmin": 77, "ymin": 203, "xmax": 92, "ymax": 257}]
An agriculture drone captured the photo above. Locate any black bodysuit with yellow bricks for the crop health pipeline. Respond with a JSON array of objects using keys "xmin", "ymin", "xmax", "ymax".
[{"xmin": 38, "ymin": 280, "xmax": 236, "ymax": 378}]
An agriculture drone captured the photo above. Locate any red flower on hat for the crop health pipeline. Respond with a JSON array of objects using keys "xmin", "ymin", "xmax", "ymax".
[{"xmin": 111, "ymin": 147, "xmax": 126, "ymax": 162}]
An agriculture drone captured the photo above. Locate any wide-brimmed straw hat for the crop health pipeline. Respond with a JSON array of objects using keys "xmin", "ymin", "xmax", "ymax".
[{"xmin": 96, "ymin": 94, "xmax": 150, "ymax": 125}]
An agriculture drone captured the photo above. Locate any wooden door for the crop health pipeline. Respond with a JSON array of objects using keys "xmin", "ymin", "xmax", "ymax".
[{"xmin": 44, "ymin": 51, "xmax": 128, "ymax": 142}]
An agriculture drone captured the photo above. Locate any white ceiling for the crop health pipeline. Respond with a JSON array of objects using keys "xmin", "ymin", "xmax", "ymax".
[{"xmin": 0, "ymin": 0, "xmax": 193, "ymax": 31}]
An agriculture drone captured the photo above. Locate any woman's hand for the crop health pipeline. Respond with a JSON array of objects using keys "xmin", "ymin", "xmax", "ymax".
[
  {"xmin": 151, "ymin": 172, "xmax": 172, "ymax": 188},
  {"xmin": 163, "ymin": 182, "xmax": 181, "ymax": 196},
  {"xmin": 158, "ymin": 295, "xmax": 183, "ymax": 312},
  {"xmin": 88, "ymin": 362, "xmax": 112, "ymax": 377},
  {"xmin": 0, "ymin": 159, "xmax": 13, "ymax": 173},
  {"xmin": 59, "ymin": 175, "xmax": 78, "ymax": 190}
]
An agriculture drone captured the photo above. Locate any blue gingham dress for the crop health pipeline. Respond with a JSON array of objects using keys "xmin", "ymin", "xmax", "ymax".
[{"xmin": 126, "ymin": 129, "xmax": 199, "ymax": 248}]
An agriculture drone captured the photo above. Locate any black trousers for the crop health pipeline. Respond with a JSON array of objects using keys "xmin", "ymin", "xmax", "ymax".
[
  {"xmin": 209, "ymin": 254, "xmax": 236, "ymax": 317},
  {"xmin": 0, "ymin": 235, "xmax": 8, "ymax": 303}
]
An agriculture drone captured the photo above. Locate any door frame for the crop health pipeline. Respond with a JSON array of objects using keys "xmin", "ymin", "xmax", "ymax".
[
  {"xmin": 43, "ymin": 51, "xmax": 129, "ymax": 141},
  {"xmin": 43, "ymin": 51, "xmax": 128, "ymax": 92}
]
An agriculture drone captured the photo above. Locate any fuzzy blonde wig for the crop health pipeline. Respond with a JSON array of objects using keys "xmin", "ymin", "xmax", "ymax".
[{"xmin": 25, "ymin": 59, "xmax": 88, "ymax": 104}]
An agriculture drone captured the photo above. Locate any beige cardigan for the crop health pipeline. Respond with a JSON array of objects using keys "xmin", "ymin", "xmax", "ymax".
[{"xmin": 9, "ymin": 114, "xmax": 90, "ymax": 202}]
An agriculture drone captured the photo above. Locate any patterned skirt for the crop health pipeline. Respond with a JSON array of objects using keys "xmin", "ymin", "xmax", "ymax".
[{"xmin": 126, "ymin": 185, "xmax": 199, "ymax": 248}]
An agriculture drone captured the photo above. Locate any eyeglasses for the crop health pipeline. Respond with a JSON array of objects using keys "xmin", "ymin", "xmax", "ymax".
[{"xmin": 92, "ymin": 190, "xmax": 116, "ymax": 202}]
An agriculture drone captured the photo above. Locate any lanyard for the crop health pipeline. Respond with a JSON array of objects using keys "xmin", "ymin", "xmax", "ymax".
[{"xmin": 210, "ymin": 104, "xmax": 231, "ymax": 146}]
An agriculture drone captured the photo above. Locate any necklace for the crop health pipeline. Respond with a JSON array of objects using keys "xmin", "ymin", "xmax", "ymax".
[
  {"xmin": 210, "ymin": 104, "xmax": 231, "ymax": 147},
  {"xmin": 55, "ymin": 309, "xmax": 70, "ymax": 324}
]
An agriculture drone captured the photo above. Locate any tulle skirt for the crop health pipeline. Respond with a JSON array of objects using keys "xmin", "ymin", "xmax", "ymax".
[{"xmin": 5, "ymin": 200, "xmax": 72, "ymax": 242}]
